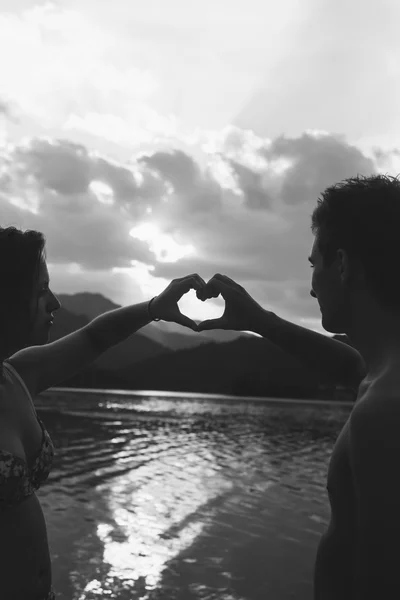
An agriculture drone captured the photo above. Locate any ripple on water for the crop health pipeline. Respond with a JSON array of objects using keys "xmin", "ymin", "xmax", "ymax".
[{"xmin": 37, "ymin": 392, "xmax": 351, "ymax": 599}]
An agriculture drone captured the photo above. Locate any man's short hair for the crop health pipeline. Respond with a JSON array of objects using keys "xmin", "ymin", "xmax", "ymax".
[{"xmin": 311, "ymin": 173, "xmax": 400, "ymax": 311}]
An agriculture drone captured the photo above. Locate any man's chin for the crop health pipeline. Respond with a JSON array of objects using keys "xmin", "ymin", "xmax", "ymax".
[
  {"xmin": 321, "ymin": 311, "xmax": 334, "ymax": 333},
  {"xmin": 321, "ymin": 313, "xmax": 346, "ymax": 335}
]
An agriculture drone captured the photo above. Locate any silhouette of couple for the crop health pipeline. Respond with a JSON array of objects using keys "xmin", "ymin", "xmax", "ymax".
[{"xmin": 2, "ymin": 173, "xmax": 400, "ymax": 599}]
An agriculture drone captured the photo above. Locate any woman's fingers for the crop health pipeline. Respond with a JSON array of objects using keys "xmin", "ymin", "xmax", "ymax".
[
  {"xmin": 173, "ymin": 310, "xmax": 199, "ymax": 331},
  {"xmin": 177, "ymin": 273, "xmax": 207, "ymax": 288},
  {"xmin": 175, "ymin": 275, "xmax": 206, "ymax": 299}
]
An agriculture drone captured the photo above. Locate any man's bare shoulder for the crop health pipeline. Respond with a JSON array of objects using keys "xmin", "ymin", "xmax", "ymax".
[
  {"xmin": 351, "ymin": 378, "xmax": 400, "ymax": 442},
  {"xmin": 349, "ymin": 378, "xmax": 400, "ymax": 517}
]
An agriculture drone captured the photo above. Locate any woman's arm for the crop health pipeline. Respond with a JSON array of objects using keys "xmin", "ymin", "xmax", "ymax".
[{"xmin": 6, "ymin": 274, "xmax": 205, "ymax": 397}]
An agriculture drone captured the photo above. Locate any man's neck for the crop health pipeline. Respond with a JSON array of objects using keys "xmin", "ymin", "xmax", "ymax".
[{"xmin": 346, "ymin": 309, "xmax": 400, "ymax": 383}]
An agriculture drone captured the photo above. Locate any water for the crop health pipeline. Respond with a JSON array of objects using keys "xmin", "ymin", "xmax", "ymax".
[{"xmin": 35, "ymin": 388, "xmax": 353, "ymax": 600}]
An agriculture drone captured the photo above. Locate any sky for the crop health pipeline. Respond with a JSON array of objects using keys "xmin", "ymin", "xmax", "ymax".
[{"xmin": 1, "ymin": 0, "xmax": 400, "ymax": 335}]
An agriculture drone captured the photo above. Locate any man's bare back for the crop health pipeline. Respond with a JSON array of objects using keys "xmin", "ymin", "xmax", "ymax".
[{"xmin": 313, "ymin": 375, "xmax": 400, "ymax": 600}]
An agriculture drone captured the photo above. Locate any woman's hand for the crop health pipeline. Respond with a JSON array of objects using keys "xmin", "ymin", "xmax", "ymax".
[
  {"xmin": 150, "ymin": 273, "xmax": 206, "ymax": 331},
  {"xmin": 196, "ymin": 273, "xmax": 265, "ymax": 332}
]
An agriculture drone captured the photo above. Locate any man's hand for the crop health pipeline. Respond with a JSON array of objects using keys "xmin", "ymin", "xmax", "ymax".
[
  {"xmin": 196, "ymin": 273, "xmax": 265, "ymax": 332},
  {"xmin": 151, "ymin": 273, "xmax": 206, "ymax": 331}
]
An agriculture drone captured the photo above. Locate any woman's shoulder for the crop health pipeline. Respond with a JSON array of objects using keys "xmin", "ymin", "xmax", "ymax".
[
  {"xmin": 0, "ymin": 362, "xmax": 7, "ymax": 385},
  {"xmin": 0, "ymin": 362, "xmax": 22, "ymax": 416}
]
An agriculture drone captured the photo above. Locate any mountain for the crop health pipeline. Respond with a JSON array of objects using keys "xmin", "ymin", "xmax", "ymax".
[
  {"xmin": 111, "ymin": 337, "xmax": 325, "ymax": 397},
  {"xmin": 49, "ymin": 306, "xmax": 91, "ymax": 340},
  {"xmin": 49, "ymin": 304, "xmax": 170, "ymax": 370},
  {"xmin": 58, "ymin": 336, "xmax": 356, "ymax": 401},
  {"xmin": 55, "ymin": 293, "xmax": 121, "ymax": 321},
  {"xmin": 47, "ymin": 297, "xmax": 356, "ymax": 401},
  {"xmin": 58, "ymin": 293, "xmax": 174, "ymax": 348},
  {"xmin": 57, "ymin": 292, "xmax": 254, "ymax": 351}
]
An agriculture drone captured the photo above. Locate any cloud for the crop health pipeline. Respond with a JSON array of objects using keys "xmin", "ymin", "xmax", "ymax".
[
  {"xmin": 139, "ymin": 149, "xmax": 222, "ymax": 216},
  {"xmin": 0, "ymin": 97, "xmax": 19, "ymax": 125},
  {"xmin": 0, "ymin": 4, "xmax": 173, "ymax": 146},
  {"xmin": 0, "ymin": 100, "xmax": 11, "ymax": 118},
  {"xmin": 372, "ymin": 147, "xmax": 400, "ymax": 174},
  {"xmin": 0, "ymin": 126, "xmax": 389, "ymax": 327},
  {"xmin": 235, "ymin": 0, "xmax": 400, "ymax": 149},
  {"xmin": 262, "ymin": 132, "xmax": 376, "ymax": 206},
  {"xmin": 229, "ymin": 160, "xmax": 274, "ymax": 210},
  {"xmin": 13, "ymin": 139, "xmax": 92, "ymax": 195},
  {"xmin": 0, "ymin": 139, "xmax": 152, "ymax": 270}
]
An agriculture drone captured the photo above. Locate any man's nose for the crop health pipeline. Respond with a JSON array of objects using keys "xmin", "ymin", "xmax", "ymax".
[{"xmin": 310, "ymin": 289, "xmax": 317, "ymax": 299}]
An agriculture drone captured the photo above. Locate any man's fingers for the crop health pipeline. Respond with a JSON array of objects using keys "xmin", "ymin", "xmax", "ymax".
[
  {"xmin": 197, "ymin": 318, "xmax": 226, "ymax": 331},
  {"xmin": 211, "ymin": 273, "xmax": 247, "ymax": 295},
  {"xmin": 198, "ymin": 277, "xmax": 230, "ymax": 301},
  {"xmin": 218, "ymin": 274, "xmax": 243, "ymax": 289}
]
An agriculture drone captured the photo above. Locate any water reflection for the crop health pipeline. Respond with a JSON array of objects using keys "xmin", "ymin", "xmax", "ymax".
[
  {"xmin": 37, "ymin": 391, "xmax": 351, "ymax": 599},
  {"xmin": 98, "ymin": 449, "xmax": 232, "ymax": 593}
]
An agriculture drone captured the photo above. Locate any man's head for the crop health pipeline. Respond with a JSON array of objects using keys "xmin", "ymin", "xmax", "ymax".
[{"xmin": 309, "ymin": 174, "xmax": 400, "ymax": 335}]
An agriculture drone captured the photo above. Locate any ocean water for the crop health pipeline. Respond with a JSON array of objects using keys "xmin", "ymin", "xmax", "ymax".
[{"xmin": 35, "ymin": 388, "xmax": 353, "ymax": 600}]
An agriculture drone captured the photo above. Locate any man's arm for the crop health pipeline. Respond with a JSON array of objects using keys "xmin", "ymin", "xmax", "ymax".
[
  {"xmin": 349, "ymin": 399, "xmax": 400, "ymax": 599},
  {"xmin": 6, "ymin": 301, "xmax": 153, "ymax": 397},
  {"xmin": 253, "ymin": 310, "xmax": 366, "ymax": 390}
]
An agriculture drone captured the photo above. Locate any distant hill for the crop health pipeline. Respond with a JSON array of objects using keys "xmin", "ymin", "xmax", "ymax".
[
  {"xmin": 47, "ymin": 292, "xmax": 357, "ymax": 401},
  {"xmin": 110, "ymin": 337, "xmax": 328, "ymax": 397},
  {"xmin": 49, "ymin": 304, "xmax": 170, "ymax": 369},
  {"xmin": 58, "ymin": 292, "xmax": 177, "ymax": 349},
  {"xmin": 141, "ymin": 322, "xmax": 255, "ymax": 351},
  {"xmin": 57, "ymin": 292, "xmax": 254, "ymax": 351},
  {"xmin": 50, "ymin": 296, "xmax": 251, "ymax": 374},
  {"xmin": 90, "ymin": 334, "xmax": 169, "ymax": 371},
  {"xmin": 56, "ymin": 335, "xmax": 356, "ymax": 401},
  {"xmin": 56, "ymin": 292, "xmax": 121, "ymax": 321},
  {"xmin": 49, "ymin": 306, "xmax": 91, "ymax": 340}
]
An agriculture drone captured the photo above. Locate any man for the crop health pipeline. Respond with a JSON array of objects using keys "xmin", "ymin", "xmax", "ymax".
[{"xmin": 197, "ymin": 173, "xmax": 400, "ymax": 599}]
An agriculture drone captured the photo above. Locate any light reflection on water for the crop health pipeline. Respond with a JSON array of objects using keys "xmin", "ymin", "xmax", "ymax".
[{"xmin": 36, "ymin": 390, "xmax": 353, "ymax": 600}]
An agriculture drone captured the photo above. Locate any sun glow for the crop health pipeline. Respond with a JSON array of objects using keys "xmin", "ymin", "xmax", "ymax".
[
  {"xmin": 130, "ymin": 223, "xmax": 195, "ymax": 263},
  {"xmin": 90, "ymin": 180, "xmax": 114, "ymax": 204}
]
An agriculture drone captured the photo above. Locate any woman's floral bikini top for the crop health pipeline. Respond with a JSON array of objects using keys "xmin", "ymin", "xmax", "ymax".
[{"xmin": 0, "ymin": 361, "xmax": 54, "ymax": 510}]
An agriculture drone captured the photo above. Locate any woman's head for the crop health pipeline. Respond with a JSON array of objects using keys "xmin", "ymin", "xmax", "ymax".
[
  {"xmin": 310, "ymin": 173, "xmax": 400, "ymax": 313},
  {"xmin": 0, "ymin": 226, "xmax": 61, "ymax": 362}
]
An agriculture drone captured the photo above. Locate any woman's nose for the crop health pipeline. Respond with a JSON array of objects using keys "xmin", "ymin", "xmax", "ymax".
[
  {"xmin": 51, "ymin": 292, "xmax": 62, "ymax": 311},
  {"xmin": 310, "ymin": 289, "xmax": 317, "ymax": 299}
]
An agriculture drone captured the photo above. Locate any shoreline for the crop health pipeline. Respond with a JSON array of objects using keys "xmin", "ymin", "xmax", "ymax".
[{"xmin": 40, "ymin": 386, "xmax": 354, "ymax": 408}]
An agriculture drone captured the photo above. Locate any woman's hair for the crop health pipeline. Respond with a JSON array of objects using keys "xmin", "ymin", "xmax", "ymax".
[
  {"xmin": 311, "ymin": 173, "xmax": 400, "ymax": 311},
  {"xmin": 0, "ymin": 226, "xmax": 46, "ymax": 364}
]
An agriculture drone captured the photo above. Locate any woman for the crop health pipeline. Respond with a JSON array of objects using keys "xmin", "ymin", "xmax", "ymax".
[{"xmin": 0, "ymin": 225, "xmax": 206, "ymax": 599}]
